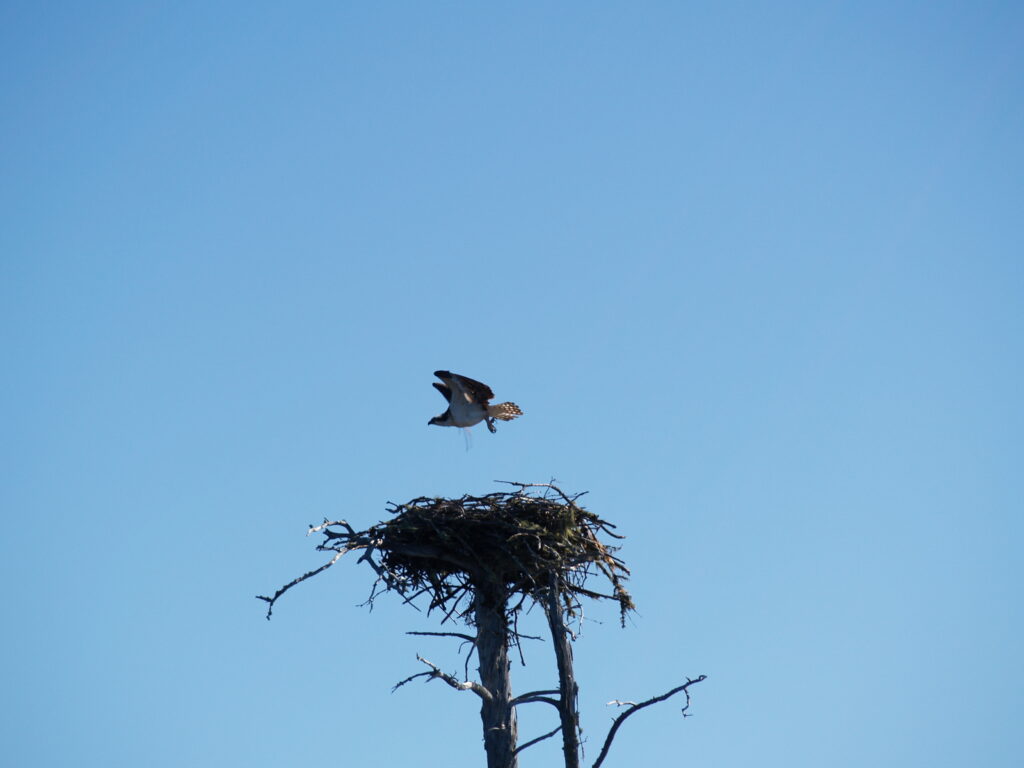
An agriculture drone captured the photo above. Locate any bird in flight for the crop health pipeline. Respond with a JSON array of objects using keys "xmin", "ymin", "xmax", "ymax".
[{"xmin": 429, "ymin": 371, "xmax": 523, "ymax": 433}]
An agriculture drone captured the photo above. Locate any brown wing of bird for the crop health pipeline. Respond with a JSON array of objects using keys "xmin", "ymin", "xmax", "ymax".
[{"xmin": 434, "ymin": 370, "xmax": 495, "ymax": 402}]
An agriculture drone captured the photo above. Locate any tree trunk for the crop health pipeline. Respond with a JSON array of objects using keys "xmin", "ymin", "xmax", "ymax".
[
  {"xmin": 474, "ymin": 586, "xmax": 518, "ymax": 768},
  {"xmin": 545, "ymin": 578, "xmax": 580, "ymax": 768}
]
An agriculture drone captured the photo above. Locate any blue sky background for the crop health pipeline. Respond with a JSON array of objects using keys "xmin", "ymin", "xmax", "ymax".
[{"xmin": 2, "ymin": 3, "xmax": 1022, "ymax": 766}]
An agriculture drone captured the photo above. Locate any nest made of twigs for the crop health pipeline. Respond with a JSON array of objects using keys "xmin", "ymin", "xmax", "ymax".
[
  {"xmin": 364, "ymin": 484, "xmax": 635, "ymax": 623},
  {"xmin": 259, "ymin": 484, "xmax": 635, "ymax": 625}
]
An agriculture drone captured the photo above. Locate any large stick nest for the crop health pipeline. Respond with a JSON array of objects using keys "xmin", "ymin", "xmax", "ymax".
[{"xmin": 259, "ymin": 483, "xmax": 635, "ymax": 625}]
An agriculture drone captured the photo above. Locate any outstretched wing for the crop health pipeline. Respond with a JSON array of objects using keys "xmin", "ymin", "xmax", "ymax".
[
  {"xmin": 432, "ymin": 382, "xmax": 452, "ymax": 402},
  {"xmin": 434, "ymin": 370, "xmax": 495, "ymax": 403}
]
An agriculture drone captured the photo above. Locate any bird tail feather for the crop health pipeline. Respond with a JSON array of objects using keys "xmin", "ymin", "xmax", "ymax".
[{"xmin": 488, "ymin": 402, "xmax": 523, "ymax": 421}]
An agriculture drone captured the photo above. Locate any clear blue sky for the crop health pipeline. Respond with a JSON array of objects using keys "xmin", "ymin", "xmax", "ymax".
[{"xmin": 3, "ymin": 3, "xmax": 1022, "ymax": 766}]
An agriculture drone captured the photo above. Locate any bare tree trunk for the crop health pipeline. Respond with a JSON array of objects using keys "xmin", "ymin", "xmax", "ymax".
[
  {"xmin": 474, "ymin": 586, "xmax": 518, "ymax": 768},
  {"xmin": 545, "ymin": 578, "xmax": 580, "ymax": 768}
]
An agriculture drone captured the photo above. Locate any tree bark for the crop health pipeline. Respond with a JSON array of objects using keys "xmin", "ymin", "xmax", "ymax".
[
  {"xmin": 545, "ymin": 578, "xmax": 580, "ymax": 768},
  {"xmin": 474, "ymin": 586, "xmax": 518, "ymax": 768}
]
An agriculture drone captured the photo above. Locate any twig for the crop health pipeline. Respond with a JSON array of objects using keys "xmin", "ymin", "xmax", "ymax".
[
  {"xmin": 255, "ymin": 547, "xmax": 348, "ymax": 619},
  {"xmin": 592, "ymin": 675, "xmax": 707, "ymax": 768},
  {"xmin": 391, "ymin": 670, "xmax": 434, "ymax": 691},
  {"xmin": 495, "ymin": 480, "xmax": 583, "ymax": 510},
  {"xmin": 514, "ymin": 724, "xmax": 562, "ymax": 756}
]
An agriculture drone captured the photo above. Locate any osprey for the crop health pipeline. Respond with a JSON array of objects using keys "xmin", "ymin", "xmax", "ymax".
[{"xmin": 429, "ymin": 370, "xmax": 523, "ymax": 433}]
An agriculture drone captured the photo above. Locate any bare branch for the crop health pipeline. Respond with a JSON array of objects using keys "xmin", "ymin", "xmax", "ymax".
[
  {"xmin": 255, "ymin": 547, "xmax": 348, "ymax": 619},
  {"xmin": 592, "ymin": 675, "xmax": 707, "ymax": 768},
  {"xmin": 391, "ymin": 670, "xmax": 434, "ymax": 691},
  {"xmin": 514, "ymin": 724, "xmax": 562, "ymax": 756},
  {"xmin": 397, "ymin": 586, "xmax": 430, "ymax": 609},
  {"xmin": 392, "ymin": 654, "xmax": 493, "ymax": 702},
  {"xmin": 511, "ymin": 689, "xmax": 560, "ymax": 704},
  {"xmin": 406, "ymin": 631, "xmax": 476, "ymax": 643},
  {"xmin": 310, "ymin": 518, "xmax": 357, "ymax": 537},
  {"xmin": 511, "ymin": 696, "xmax": 561, "ymax": 709}
]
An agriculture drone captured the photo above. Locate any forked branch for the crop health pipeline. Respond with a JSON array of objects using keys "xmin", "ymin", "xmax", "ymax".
[
  {"xmin": 392, "ymin": 654, "xmax": 493, "ymax": 702},
  {"xmin": 592, "ymin": 675, "xmax": 708, "ymax": 768}
]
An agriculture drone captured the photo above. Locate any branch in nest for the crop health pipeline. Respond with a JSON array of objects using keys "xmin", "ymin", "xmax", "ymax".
[{"xmin": 592, "ymin": 675, "xmax": 708, "ymax": 768}]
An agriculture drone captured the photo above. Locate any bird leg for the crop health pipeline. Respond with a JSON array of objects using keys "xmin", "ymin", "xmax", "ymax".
[{"xmin": 486, "ymin": 418, "xmax": 497, "ymax": 434}]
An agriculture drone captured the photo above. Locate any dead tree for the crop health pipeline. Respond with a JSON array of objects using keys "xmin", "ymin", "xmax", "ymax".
[{"xmin": 258, "ymin": 482, "xmax": 705, "ymax": 768}]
